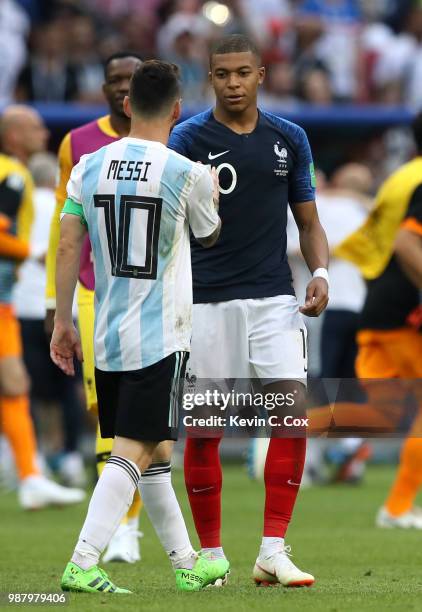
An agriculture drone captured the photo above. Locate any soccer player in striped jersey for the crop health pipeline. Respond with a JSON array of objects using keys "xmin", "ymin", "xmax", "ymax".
[
  {"xmin": 169, "ymin": 34, "xmax": 329, "ymax": 587},
  {"xmin": 45, "ymin": 52, "xmax": 145, "ymax": 562},
  {"xmin": 51, "ymin": 61, "xmax": 228, "ymax": 593}
]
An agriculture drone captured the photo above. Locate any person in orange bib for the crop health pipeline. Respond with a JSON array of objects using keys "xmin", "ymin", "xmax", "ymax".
[{"xmin": 0, "ymin": 105, "xmax": 85, "ymax": 509}]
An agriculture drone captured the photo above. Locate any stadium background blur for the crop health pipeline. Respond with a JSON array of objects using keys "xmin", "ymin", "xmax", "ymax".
[{"xmin": 1, "ymin": 0, "xmax": 422, "ymax": 608}]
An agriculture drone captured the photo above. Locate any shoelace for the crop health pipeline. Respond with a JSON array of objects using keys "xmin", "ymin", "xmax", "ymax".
[
  {"xmin": 200, "ymin": 551, "xmax": 221, "ymax": 561},
  {"xmin": 262, "ymin": 545, "xmax": 293, "ymax": 562},
  {"xmin": 278, "ymin": 545, "xmax": 300, "ymax": 572}
]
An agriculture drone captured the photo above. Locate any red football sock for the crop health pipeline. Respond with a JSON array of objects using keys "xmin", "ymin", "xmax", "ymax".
[
  {"xmin": 184, "ymin": 437, "xmax": 222, "ymax": 548},
  {"xmin": 263, "ymin": 437, "xmax": 306, "ymax": 537}
]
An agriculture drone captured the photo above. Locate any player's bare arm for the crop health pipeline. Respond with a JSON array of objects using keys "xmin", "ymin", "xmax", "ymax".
[
  {"xmin": 50, "ymin": 215, "xmax": 86, "ymax": 376},
  {"xmin": 395, "ymin": 228, "xmax": 422, "ymax": 288},
  {"xmin": 291, "ymin": 200, "xmax": 329, "ymax": 316}
]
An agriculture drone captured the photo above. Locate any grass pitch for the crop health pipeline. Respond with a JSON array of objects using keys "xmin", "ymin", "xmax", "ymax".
[{"xmin": 1, "ymin": 464, "xmax": 421, "ymax": 612}]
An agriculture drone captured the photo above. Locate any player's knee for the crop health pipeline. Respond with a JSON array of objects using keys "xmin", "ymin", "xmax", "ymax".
[
  {"xmin": 112, "ymin": 436, "xmax": 158, "ymax": 472},
  {"xmin": 0, "ymin": 359, "xmax": 30, "ymax": 396},
  {"xmin": 152, "ymin": 440, "xmax": 173, "ymax": 464}
]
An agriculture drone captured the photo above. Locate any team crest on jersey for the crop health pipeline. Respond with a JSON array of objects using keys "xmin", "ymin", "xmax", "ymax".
[
  {"xmin": 185, "ymin": 371, "xmax": 197, "ymax": 391},
  {"xmin": 274, "ymin": 142, "xmax": 289, "ymax": 177}
]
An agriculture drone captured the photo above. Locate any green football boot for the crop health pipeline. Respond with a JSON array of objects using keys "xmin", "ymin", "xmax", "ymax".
[
  {"xmin": 175, "ymin": 553, "xmax": 230, "ymax": 591},
  {"xmin": 61, "ymin": 561, "xmax": 131, "ymax": 594}
]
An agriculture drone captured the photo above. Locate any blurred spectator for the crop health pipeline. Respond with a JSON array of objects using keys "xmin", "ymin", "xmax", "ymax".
[
  {"xmin": 157, "ymin": 9, "xmax": 210, "ymax": 56},
  {"xmin": 297, "ymin": 0, "xmax": 362, "ymax": 101},
  {"xmin": 115, "ymin": 11, "xmax": 158, "ymax": 58},
  {"xmin": 68, "ymin": 15, "xmax": 104, "ymax": 104},
  {"xmin": 297, "ymin": 66, "xmax": 333, "ymax": 104},
  {"xmin": 259, "ymin": 60, "xmax": 298, "ymax": 108},
  {"xmin": 290, "ymin": 163, "xmax": 374, "ymax": 486},
  {"xmin": 158, "ymin": 12, "xmax": 210, "ymax": 104},
  {"xmin": 317, "ymin": 163, "xmax": 373, "ymax": 379},
  {"xmin": 373, "ymin": 5, "xmax": 422, "ymax": 108},
  {"xmin": 15, "ymin": 20, "xmax": 78, "ymax": 102},
  {"xmin": 12, "ymin": 152, "xmax": 86, "ymax": 487},
  {"xmin": 0, "ymin": 0, "xmax": 29, "ymax": 105},
  {"xmin": 90, "ymin": 0, "xmax": 162, "ymax": 20},
  {"xmin": 292, "ymin": 12, "xmax": 328, "ymax": 86},
  {"xmin": 238, "ymin": 0, "xmax": 292, "ymax": 50},
  {"xmin": 287, "ymin": 169, "xmax": 329, "ymax": 378}
]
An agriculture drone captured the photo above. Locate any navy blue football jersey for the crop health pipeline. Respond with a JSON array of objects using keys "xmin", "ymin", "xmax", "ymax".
[{"xmin": 168, "ymin": 109, "xmax": 316, "ymax": 303}]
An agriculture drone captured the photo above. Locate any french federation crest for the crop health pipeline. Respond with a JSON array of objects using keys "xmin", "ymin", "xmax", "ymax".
[{"xmin": 274, "ymin": 142, "xmax": 288, "ymax": 177}]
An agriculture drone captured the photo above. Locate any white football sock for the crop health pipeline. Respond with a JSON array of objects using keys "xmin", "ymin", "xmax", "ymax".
[
  {"xmin": 139, "ymin": 462, "xmax": 196, "ymax": 569},
  {"xmin": 260, "ymin": 536, "xmax": 285, "ymax": 558},
  {"xmin": 72, "ymin": 456, "xmax": 140, "ymax": 570},
  {"xmin": 201, "ymin": 547, "xmax": 226, "ymax": 560}
]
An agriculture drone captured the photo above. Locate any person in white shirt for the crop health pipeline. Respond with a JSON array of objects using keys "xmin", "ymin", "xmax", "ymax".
[{"xmin": 288, "ymin": 163, "xmax": 373, "ymax": 484}]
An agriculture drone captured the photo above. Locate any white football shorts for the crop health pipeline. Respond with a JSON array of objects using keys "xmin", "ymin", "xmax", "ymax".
[{"xmin": 187, "ymin": 295, "xmax": 307, "ymax": 385}]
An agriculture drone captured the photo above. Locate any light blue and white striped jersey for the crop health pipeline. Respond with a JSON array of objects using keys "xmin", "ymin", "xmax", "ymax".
[{"xmin": 66, "ymin": 137, "xmax": 219, "ymax": 371}]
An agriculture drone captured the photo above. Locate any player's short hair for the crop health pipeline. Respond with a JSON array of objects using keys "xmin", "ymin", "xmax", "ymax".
[
  {"xmin": 210, "ymin": 34, "xmax": 261, "ymax": 66},
  {"xmin": 103, "ymin": 52, "xmax": 143, "ymax": 79},
  {"xmin": 129, "ymin": 60, "xmax": 181, "ymax": 118},
  {"xmin": 412, "ymin": 112, "xmax": 422, "ymax": 153}
]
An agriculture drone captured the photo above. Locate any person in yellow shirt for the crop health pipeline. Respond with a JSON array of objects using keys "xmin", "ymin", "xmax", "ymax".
[
  {"xmin": 45, "ymin": 53, "xmax": 144, "ymax": 563},
  {"xmin": 0, "ymin": 105, "xmax": 85, "ymax": 509},
  {"xmin": 335, "ymin": 112, "xmax": 422, "ymax": 528}
]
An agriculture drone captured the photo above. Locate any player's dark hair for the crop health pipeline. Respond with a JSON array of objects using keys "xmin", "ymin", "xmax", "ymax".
[
  {"xmin": 412, "ymin": 112, "xmax": 422, "ymax": 154},
  {"xmin": 129, "ymin": 60, "xmax": 181, "ymax": 117},
  {"xmin": 103, "ymin": 52, "xmax": 143, "ymax": 79},
  {"xmin": 210, "ymin": 34, "xmax": 261, "ymax": 66}
]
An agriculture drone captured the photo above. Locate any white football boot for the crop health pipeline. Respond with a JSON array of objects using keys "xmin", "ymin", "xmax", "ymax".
[
  {"xmin": 103, "ymin": 522, "xmax": 143, "ymax": 563},
  {"xmin": 18, "ymin": 475, "xmax": 85, "ymax": 510},
  {"xmin": 59, "ymin": 452, "xmax": 87, "ymax": 488},
  {"xmin": 253, "ymin": 544, "xmax": 315, "ymax": 587},
  {"xmin": 376, "ymin": 506, "xmax": 422, "ymax": 529}
]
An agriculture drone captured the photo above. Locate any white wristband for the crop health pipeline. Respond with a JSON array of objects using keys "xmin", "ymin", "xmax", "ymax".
[
  {"xmin": 45, "ymin": 298, "xmax": 57, "ymax": 310},
  {"xmin": 313, "ymin": 267, "xmax": 329, "ymax": 285}
]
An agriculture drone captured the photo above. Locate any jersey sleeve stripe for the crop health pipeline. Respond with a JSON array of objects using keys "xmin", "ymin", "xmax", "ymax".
[{"xmin": 401, "ymin": 217, "xmax": 422, "ymax": 237}]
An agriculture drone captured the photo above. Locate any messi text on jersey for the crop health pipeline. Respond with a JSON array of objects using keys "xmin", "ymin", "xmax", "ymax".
[{"xmin": 107, "ymin": 159, "xmax": 151, "ymax": 182}]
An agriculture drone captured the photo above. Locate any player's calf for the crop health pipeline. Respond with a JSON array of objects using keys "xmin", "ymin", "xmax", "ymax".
[{"xmin": 0, "ymin": 355, "xmax": 30, "ymax": 396}]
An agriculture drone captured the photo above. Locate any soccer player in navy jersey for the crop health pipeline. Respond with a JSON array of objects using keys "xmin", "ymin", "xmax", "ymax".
[{"xmin": 168, "ymin": 34, "xmax": 329, "ymax": 587}]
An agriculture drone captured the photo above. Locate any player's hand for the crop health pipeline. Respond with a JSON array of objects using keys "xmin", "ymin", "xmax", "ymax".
[
  {"xmin": 300, "ymin": 278, "xmax": 329, "ymax": 317},
  {"xmin": 44, "ymin": 308, "xmax": 55, "ymax": 338},
  {"xmin": 50, "ymin": 320, "xmax": 83, "ymax": 376}
]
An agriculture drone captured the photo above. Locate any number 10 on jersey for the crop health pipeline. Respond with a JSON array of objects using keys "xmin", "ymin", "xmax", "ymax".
[{"xmin": 94, "ymin": 194, "xmax": 162, "ymax": 280}]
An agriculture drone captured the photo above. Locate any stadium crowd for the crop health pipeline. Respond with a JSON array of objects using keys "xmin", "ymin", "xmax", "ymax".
[{"xmin": 2, "ymin": 0, "xmax": 422, "ymax": 108}]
